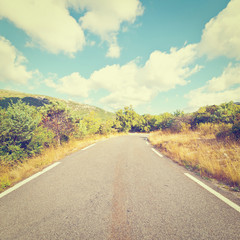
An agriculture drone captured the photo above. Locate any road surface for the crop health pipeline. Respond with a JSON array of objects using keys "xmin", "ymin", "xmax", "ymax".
[{"xmin": 0, "ymin": 135, "xmax": 240, "ymax": 239}]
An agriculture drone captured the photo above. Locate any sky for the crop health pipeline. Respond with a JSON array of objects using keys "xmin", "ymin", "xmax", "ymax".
[{"xmin": 0, "ymin": 0, "xmax": 240, "ymax": 115}]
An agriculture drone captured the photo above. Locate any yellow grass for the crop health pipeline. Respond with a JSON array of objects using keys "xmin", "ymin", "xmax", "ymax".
[
  {"xmin": 149, "ymin": 130, "xmax": 240, "ymax": 188},
  {"xmin": 0, "ymin": 133, "xmax": 124, "ymax": 193}
]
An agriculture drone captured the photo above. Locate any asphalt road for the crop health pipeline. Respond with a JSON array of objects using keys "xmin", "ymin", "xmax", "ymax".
[{"xmin": 0, "ymin": 135, "xmax": 240, "ymax": 240}]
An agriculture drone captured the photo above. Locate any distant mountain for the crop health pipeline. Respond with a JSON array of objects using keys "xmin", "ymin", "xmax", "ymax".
[{"xmin": 0, "ymin": 89, "xmax": 114, "ymax": 120}]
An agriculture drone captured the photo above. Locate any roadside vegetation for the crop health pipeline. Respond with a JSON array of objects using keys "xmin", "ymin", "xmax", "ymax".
[
  {"xmin": 149, "ymin": 102, "xmax": 240, "ymax": 190},
  {"xmin": 0, "ymin": 90, "xmax": 240, "ymax": 192},
  {"xmin": 0, "ymin": 97, "xmax": 118, "ymax": 192}
]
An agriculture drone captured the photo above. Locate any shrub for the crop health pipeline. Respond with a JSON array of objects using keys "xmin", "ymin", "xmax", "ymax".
[
  {"xmin": 197, "ymin": 123, "xmax": 231, "ymax": 136},
  {"xmin": 98, "ymin": 120, "xmax": 114, "ymax": 135},
  {"xmin": 156, "ymin": 112, "xmax": 174, "ymax": 130},
  {"xmin": 216, "ymin": 131, "xmax": 230, "ymax": 140},
  {"xmin": 75, "ymin": 121, "xmax": 88, "ymax": 138},
  {"xmin": 0, "ymin": 100, "xmax": 41, "ymax": 164},
  {"xmin": 170, "ymin": 115, "xmax": 192, "ymax": 133},
  {"xmin": 1, "ymin": 145, "xmax": 27, "ymax": 165},
  {"xmin": 191, "ymin": 102, "xmax": 240, "ymax": 128},
  {"xmin": 115, "ymin": 106, "xmax": 139, "ymax": 132},
  {"xmin": 81, "ymin": 112, "xmax": 101, "ymax": 135},
  {"xmin": 231, "ymin": 122, "xmax": 240, "ymax": 140},
  {"xmin": 215, "ymin": 123, "xmax": 233, "ymax": 140},
  {"xmin": 27, "ymin": 126, "xmax": 54, "ymax": 155}
]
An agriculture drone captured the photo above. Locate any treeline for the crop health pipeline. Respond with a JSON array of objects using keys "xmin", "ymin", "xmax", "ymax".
[
  {"xmin": 115, "ymin": 103, "xmax": 240, "ymax": 140},
  {"xmin": 1, "ymin": 100, "xmax": 240, "ymax": 166},
  {"xmin": 0, "ymin": 100, "xmax": 116, "ymax": 165}
]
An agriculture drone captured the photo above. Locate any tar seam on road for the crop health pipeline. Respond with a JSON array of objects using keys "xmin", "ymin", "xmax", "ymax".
[
  {"xmin": 81, "ymin": 143, "xmax": 96, "ymax": 151},
  {"xmin": 184, "ymin": 173, "xmax": 240, "ymax": 213},
  {"xmin": 110, "ymin": 158, "xmax": 131, "ymax": 240},
  {"xmin": 151, "ymin": 148, "xmax": 163, "ymax": 157},
  {"xmin": 0, "ymin": 162, "xmax": 61, "ymax": 199}
]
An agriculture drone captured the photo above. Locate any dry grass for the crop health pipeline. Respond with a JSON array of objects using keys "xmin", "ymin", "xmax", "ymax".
[
  {"xmin": 149, "ymin": 129, "xmax": 240, "ymax": 188},
  {"xmin": 0, "ymin": 133, "xmax": 123, "ymax": 193}
]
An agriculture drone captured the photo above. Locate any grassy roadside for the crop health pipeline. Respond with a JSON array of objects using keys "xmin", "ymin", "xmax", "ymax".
[
  {"xmin": 0, "ymin": 133, "xmax": 124, "ymax": 193},
  {"xmin": 149, "ymin": 130, "xmax": 240, "ymax": 191}
]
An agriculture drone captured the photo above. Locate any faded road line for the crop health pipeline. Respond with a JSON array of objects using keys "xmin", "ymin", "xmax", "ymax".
[
  {"xmin": 184, "ymin": 173, "xmax": 240, "ymax": 213},
  {"xmin": 0, "ymin": 162, "xmax": 61, "ymax": 199},
  {"xmin": 81, "ymin": 143, "xmax": 96, "ymax": 151},
  {"xmin": 152, "ymin": 148, "xmax": 163, "ymax": 157}
]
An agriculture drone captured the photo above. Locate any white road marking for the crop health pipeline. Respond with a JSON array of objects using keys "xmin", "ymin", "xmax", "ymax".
[
  {"xmin": 82, "ymin": 143, "xmax": 95, "ymax": 151},
  {"xmin": 152, "ymin": 148, "xmax": 163, "ymax": 157},
  {"xmin": 184, "ymin": 173, "xmax": 240, "ymax": 213},
  {"xmin": 146, "ymin": 141, "xmax": 150, "ymax": 145},
  {"xmin": 0, "ymin": 162, "xmax": 61, "ymax": 199}
]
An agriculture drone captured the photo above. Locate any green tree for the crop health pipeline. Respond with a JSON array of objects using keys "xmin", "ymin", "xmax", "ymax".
[
  {"xmin": 115, "ymin": 106, "xmax": 139, "ymax": 132},
  {"xmin": 0, "ymin": 100, "xmax": 41, "ymax": 163},
  {"xmin": 156, "ymin": 112, "xmax": 174, "ymax": 130},
  {"xmin": 81, "ymin": 111, "xmax": 101, "ymax": 135},
  {"xmin": 143, "ymin": 114, "xmax": 158, "ymax": 131},
  {"xmin": 191, "ymin": 102, "xmax": 240, "ymax": 127},
  {"xmin": 27, "ymin": 126, "xmax": 54, "ymax": 155},
  {"xmin": 98, "ymin": 120, "xmax": 115, "ymax": 135},
  {"xmin": 173, "ymin": 110, "xmax": 185, "ymax": 117},
  {"xmin": 75, "ymin": 120, "xmax": 88, "ymax": 138}
]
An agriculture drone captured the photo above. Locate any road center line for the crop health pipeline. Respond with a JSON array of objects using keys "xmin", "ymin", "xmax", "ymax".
[
  {"xmin": 152, "ymin": 148, "xmax": 163, "ymax": 157},
  {"xmin": 81, "ymin": 143, "xmax": 95, "ymax": 151},
  {"xmin": 0, "ymin": 162, "xmax": 61, "ymax": 199},
  {"xmin": 184, "ymin": 173, "xmax": 240, "ymax": 213}
]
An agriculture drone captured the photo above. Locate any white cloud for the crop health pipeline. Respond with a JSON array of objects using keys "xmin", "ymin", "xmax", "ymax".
[
  {"xmin": 207, "ymin": 63, "xmax": 240, "ymax": 91},
  {"xmin": 0, "ymin": 36, "xmax": 33, "ymax": 84},
  {"xmin": 186, "ymin": 87, "xmax": 240, "ymax": 109},
  {"xmin": 45, "ymin": 72, "xmax": 91, "ymax": 98},
  {"xmin": 0, "ymin": 0, "xmax": 85, "ymax": 56},
  {"xmin": 0, "ymin": 0, "xmax": 143, "ymax": 57},
  {"xmin": 186, "ymin": 0, "xmax": 240, "ymax": 110},
  {"xmin": 100, "ymin": 86, "xmax": 154, "ymax": 109},
  {"xmin": 77, "ymin": 0, "xmax": 144, "ymax": 58},
  {"xmin": 78, "ymin": 0, "xmax": 144, "ymax": 37},
  {"xmin": 198, "ymin": 0, "xmax": 240, "ymax": 60},
  {"xmin": 106, "ymin": 43, "xmax": 121, "ymax": 58},
  {"xmin": 90, "ymin": 61, "xmax": 139, "ymax": 92},
  {"xmin": 185, "ymin": 63, "xmax": 240, "ymax": 109},
  {"xmin": 46, "ymin": 44, "xmax": 200, "ymax": 109},
  {"xmin": 140, "ymin": 44, "xmax": 201, "ymax": 91}
]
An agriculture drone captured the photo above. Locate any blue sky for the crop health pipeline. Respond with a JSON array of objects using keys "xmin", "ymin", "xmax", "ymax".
[{"xmin": 0, "ymin": 0, "xmax": 239, "ymax": 114}]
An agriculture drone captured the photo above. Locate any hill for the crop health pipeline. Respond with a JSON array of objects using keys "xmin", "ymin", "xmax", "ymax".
[{"xmin": 0, "ymin": 89, "xmax": 114, "ymax": 120}]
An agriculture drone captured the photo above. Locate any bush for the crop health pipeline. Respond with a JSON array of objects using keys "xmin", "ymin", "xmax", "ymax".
[
  {"xmin": 75, "ymin": 121, "xmax": 88, "ymax": 138},
  {"xmin": 0, "ymin": 100, "xmax": 41, "ymax": 164},
  {"xmin": 215, "ymin": 123, "xmax": 233, "ymax": 140},
  {"xmin": 98, "ymin": 120, "xmax": 114, "ymax": 135},
  {"xmin": 1, "ymin": 145, "xmax": 27, "ymax": 165},
  {"xmin": 231, "ymin": 122, "xmax": 240, "ymax": 140},
  {"xmin": 27, "ymin": 126, "xmax": 54, "ymax": 155},
  {"xmin": 216, "ymin": 131, "xmax": 230, "ymax": 140},
  {"xmin": 191, "ymin": 102, "xmax": 240, "ymax": 128},
  {"xmin": 170, "ymin": 115, "xmax": 192, "ymax": 133},
  {"xmin": 156, "ymin": 113, "xmax": 174, "ymax": 130},
  {"xmin": 197, "ymin": 123, "xmax": 232, "ymax": 136}
]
